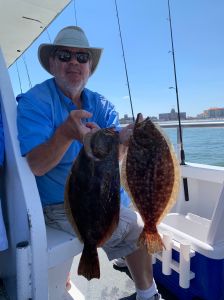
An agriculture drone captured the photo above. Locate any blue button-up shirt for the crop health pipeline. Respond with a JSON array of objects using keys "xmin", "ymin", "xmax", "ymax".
[{"xmin": 17, "ymin": 78, "xmax": 130, "ymax": 207}]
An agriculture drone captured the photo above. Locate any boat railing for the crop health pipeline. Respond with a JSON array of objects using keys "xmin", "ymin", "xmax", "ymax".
[
  {"xmin": 121, "ymin": 119, "xmax": 224, "ymax": 127},
  {"xmin": 122, "ymin": 119, "xmax": 224, "ymax": 162},
  {"xmin": 159, "ymin": 120, "xmax": 224, "ymax": 164},
  {"xmin": 157, "ymin": 119, "xmax": 224, "ymax": 128}
]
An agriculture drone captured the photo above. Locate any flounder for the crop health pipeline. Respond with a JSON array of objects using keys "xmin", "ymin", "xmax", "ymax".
[
  {"xmin": 64, "ymin": 128, "xmax": 120, "ymax": 280},
  {"xmin": 121, "ymin": 114, "xmax": 180, "ymax": 253}
]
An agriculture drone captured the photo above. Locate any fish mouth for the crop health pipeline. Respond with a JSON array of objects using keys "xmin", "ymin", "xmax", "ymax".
[
  {"xmin": 135, "ymin": 113, "xmax": 144, "ymax": 124},
  {"xmin": 83, "ymin": 129, "xmax": 116, "ymax": 160},
  {"xmin": 83, "ymin": 131, "xmax": 100, "ymax": 161}
]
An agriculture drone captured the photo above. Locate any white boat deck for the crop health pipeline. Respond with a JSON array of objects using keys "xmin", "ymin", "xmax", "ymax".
[
  {"xmin": 0, "ymin": 247, "xmax": 177, "ymax": 300},
  {"xmin": 70, "ymin": 249, "xmax": 135, "ymax": 300},
  {"xmin": 0, "ymin": 249, "xmax": 135, "ymax": 300}
]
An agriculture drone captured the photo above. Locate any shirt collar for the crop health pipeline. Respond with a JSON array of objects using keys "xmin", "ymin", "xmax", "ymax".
[{"xmin": 53, "ymin": 79, "xmax": 92, "ymax": 113}]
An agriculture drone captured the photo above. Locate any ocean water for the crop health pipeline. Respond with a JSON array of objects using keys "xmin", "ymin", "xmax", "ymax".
[{"xmin": 164, "ymin": 127, "xmax": 224, "ymax": 167}]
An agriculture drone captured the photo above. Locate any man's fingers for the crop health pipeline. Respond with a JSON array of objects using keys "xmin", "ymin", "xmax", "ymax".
[
  {"xmin": 85, "ymin": 122, "xmax": 100, "ymax": 130},
  {"xmin": 119, "ymin": 127, "xmax": 133, "ymax": 146},
  {"xmin": 70, "ymin": 109, "xmax": 92, "ymax": 120},
  {"xmin": 125, "ymin": 123, "xmax": 134, "ymax": 130}
]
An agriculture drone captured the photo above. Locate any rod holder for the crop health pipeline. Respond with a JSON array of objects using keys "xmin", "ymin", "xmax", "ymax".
[
  {"xmin": 179, "ymin": 240, "xmax": 191, "ymax": 288},
  {"xmin": 162, "ymin": 232, "xmax": 173, "ymax": 275},
  {"xmin": 16, "ymin": 241, "xmax": 32, "ymax": 300},
  {"xmin": 152, "ymin": 255, "xmax": 156, "ymax": 264}
]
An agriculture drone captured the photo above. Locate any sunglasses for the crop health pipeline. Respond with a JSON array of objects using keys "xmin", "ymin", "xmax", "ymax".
[{"xmin": 54, "ymin": 49, "xmax": 91, "ymax": 64}]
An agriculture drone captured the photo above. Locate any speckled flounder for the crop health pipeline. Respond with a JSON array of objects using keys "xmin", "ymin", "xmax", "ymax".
[
  {"xmin": 121, "ymin": 114, "xmax": 180, "ymax": 253},
  {"xmin": 64, "ymin": 128, "xmax": 120, "ymax": 280}
]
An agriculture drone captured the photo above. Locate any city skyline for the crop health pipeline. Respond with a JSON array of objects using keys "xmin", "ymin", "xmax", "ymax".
[{"xmin": 120, "ymin": 106, "xmax": 224, "ymax": 122}]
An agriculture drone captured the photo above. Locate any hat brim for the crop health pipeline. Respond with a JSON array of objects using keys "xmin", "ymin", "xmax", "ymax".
[{"xmin": 38, "ymin": 43, "xmax": 103, "ymax": 75}]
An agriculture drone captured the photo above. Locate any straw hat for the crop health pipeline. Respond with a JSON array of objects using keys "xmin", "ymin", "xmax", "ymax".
[{"xmin": 38, "ymin": 26, "xmax": 103, "ymax": 75}]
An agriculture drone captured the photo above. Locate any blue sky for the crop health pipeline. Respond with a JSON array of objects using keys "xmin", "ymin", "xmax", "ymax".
[{"xmin": 9, "ymin": 0, "xmax": 224, "ymax": 119}]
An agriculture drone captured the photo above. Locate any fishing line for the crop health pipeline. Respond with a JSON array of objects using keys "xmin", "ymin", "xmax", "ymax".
[
  {"xmin": 45, "ymin": 28, "xmax": 52, "ymax": 43},
  {"xmin": 15, "ymin": 60, "xmax": 22, "ymax": 94},
  {"xmin": 167, "ymin": 0, "xmax": 189, "ymax": 201},
  {"xmin": 73, "ymin": 0, "xmax": 78, "ymax": 26},
  {"xmin": 114, "ymin": 0, "xmax": 135, "ymax": 122},
  {"xmin": 21, "ymin": 54, "xmax": 32, "ymax": 89}
]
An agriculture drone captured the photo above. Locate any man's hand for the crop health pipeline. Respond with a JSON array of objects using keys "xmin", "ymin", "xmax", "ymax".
[
  {"xmin": 85, "ymin": 122, "xmax": 100, "ymax": 135},
  {"xmin": 119, "ymin": 114, "xmax": 143, "ymax": 146},
  {"xmin": 118, "ymin": 114, "xmax": 144, "ymax": 161},
  {"xmin": 26, "ymin": 110, "xmax": 100, "ymax": 176},
  {"xmin": 61, "ymin": 110, "xmax": 94, "ymax": 142},
  {"xmin": 119, "ymin": 123, "xmax": 134, "ymax": 146}
]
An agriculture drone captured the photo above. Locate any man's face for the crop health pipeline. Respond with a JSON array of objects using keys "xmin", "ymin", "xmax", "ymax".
[{"xmin": 49, "ymin": 47, "xmax": 92, "ymax": 96}]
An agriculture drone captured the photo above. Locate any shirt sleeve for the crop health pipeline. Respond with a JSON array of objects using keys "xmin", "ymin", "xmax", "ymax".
[
  {"xmin": 0, "ymin": 105, "xmax": 4, "ymax": 166},
  {"xmin": 17, "ymin": 95, "xmax": 54, "ymax": 156},
  {"xmin": 96, "ymin": 95, "xmax": 121, "ymax": 130}
]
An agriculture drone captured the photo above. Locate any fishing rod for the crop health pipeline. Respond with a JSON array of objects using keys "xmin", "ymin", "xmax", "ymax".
[
  {"xmin": 114, "ymin": 0, "xmax": 135, "ymax": 122},
  {"xmin": 167, "ymin": 0, "xmax": 189, "ymax": 201},
  {"xmin": 21, "ymin": 54, "xmax": 32, "ymax": 89},
  {"xmin": 15, "ymin": 60, "xmax": 22, "ymax": 94},
  {"xmin": 45, "ymin": 28, "xmax": 52, "ymax": 43},
  {"xmin": 73, "ymin": 0, "xmax": 78, "ymax": 26}
]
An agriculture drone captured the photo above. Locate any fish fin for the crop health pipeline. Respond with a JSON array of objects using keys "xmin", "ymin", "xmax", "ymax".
[
  {"xmin": 158, "ymin": 135, "xmax": 181, "ymax": 224},
  {"xmin": 83, "ymin": 132, "xmax": 100, "ymax": 161},
  {"xmin": 78, "ymin": 244, "xmax": 100, "ymax": 280},
  {"xmin": 98, "ymin": 212, "xmax": 119, "ymax": 247},
  {"xmin": 138, "ymin": 228, "xmax": 164, "ymax": 254},
  {"xmin": 120, "ymin": 151, "xmax": 137, "ymax": 209},
  {"xmin": 64, "ymin": 172, "xmax": 83, "ymax": 242}
]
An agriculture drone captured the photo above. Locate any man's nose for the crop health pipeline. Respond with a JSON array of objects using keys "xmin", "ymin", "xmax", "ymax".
[{"xmin": 69, "ymin": 55, "xmax": 79, "ymax": 63}]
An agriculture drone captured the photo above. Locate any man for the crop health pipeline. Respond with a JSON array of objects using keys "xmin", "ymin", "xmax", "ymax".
[{"xmin": 17, "ymin": 26, "xmax": 163, "ymax": 300}]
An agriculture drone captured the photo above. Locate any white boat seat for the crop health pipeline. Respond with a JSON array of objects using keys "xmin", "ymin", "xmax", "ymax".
[{"xmin": 47, "ymin": 226, "xmax": 83, "ymax": 269}]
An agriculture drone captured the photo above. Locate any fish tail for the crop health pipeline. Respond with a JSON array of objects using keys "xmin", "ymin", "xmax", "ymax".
[
  {"xmin": 78, "ymin": 244, "xmax": 100, "ymax": 280},
  {"xmin": 138, "ymin": 227, "xmax": 164, "ymax": 254}
]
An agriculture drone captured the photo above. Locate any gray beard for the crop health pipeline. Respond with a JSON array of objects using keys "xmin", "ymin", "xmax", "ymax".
[{"xmin": 56, "ymin": 78, "xmax": 88, "ymax": 100}]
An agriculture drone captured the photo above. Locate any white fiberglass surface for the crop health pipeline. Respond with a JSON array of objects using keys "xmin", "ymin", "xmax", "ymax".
[{"xmin": 160, "ymin": 213, "xmax": 211, "ymax": 243}]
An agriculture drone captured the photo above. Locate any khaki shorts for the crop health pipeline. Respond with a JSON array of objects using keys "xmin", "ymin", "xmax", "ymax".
[{"xmin": 43, "ymin": 203, "xmax": 144, "ymax": 260}]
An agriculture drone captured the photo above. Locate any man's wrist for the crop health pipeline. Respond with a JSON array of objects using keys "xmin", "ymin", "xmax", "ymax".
[{"xmin": 57, "ymin": 124, "xmax": 74, "ymax": 143}]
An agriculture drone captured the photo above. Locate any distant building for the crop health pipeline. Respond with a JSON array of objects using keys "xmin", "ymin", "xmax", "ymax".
[
  {"xmin": 119, "ymin": 114, "xmax": 133, "ymax": 124},
  {"xmin": 119, "ymin": 114, "xmax": 158, "ymax": 124},
  {"xmin": 159, "ymin": 109, "xmax": 186, "ymax": 121},
  {"xmin": 202, "ymin": 107, "xmax": 224, "ymax": 119}
]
